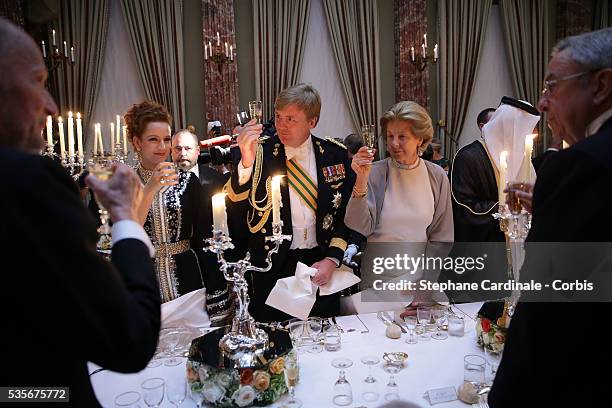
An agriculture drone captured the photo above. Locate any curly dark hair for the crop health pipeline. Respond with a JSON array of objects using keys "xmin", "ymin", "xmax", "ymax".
[{"xmin": 124, "ymin": 100, "xmax": 172, "ymax": 146}]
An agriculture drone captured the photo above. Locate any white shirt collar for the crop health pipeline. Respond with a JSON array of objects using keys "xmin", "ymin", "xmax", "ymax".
[
  {"xmin": 189, "ymin": 163, "xmax": 199, "ymax": 178},
  {"xmin": 284, "ymin": 135, "xmax": 312, "ymax": 161},
  {"xmin": 586, "ymin": 107, "xmax": 612, "ymax": 138}
]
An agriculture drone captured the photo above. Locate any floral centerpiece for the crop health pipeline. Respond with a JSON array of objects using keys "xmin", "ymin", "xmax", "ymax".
[
  {"xmin": 475, "ymin": 316, "xmax": 506, "ymax": 354},
  {"xmin": 187, "ymin": 355, "xmax": 290, "ymax": 407}
]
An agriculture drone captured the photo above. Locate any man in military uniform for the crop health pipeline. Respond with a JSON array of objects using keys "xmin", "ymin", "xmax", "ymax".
[{"xmin": 225, "ymin": 84, "xmax": 354, "ymax": 322}]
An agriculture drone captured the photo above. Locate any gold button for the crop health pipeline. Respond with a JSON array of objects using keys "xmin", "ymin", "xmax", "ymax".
[
  {"xmin": 264, "ymin": 245, "xmax": 270, "ymax": 250},
  {"xmin": 261, "ymin": 228, "xmax": 266, "ymax": 234},
  {"xmin": 258, "ymin": 211, "xmax": 263, "ymax": 216}
]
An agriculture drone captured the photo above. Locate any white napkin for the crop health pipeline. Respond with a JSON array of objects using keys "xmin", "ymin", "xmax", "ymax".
[
  {"xmin": 265, "ymin": 262, "xmax": 361, "ymax": 320},
  {"xmin": 161, "ymin": 288, "xmax": 210, "ymax": 329}
]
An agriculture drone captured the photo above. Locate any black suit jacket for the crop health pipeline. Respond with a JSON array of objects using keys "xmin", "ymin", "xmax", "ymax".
[
  {"xmin": 198, "ymin": 164, "xmax": 229, "ymax": 193},
  {"xmin": 0, "ymin": 148, "xmax": 160, "ymax": 407},
  {"xmin": 489, "ymin": 117, "xmax": 612, "ymax": 407}
]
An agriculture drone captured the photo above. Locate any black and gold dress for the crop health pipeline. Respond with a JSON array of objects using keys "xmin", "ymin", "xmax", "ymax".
[{"xmin": 137, "ymin": 166, "xmax": 232, "ymax": 326}]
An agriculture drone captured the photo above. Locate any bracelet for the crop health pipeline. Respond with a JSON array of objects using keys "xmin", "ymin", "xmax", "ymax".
[{"xmin": 352, "ymin": 186, "xmax": 367, "ymax": 197}]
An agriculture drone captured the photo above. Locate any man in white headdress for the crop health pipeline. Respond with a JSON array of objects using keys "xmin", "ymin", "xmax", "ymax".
[{"xmin": 450, "ymin": 96, "xmax": 540, "ymax": 243}]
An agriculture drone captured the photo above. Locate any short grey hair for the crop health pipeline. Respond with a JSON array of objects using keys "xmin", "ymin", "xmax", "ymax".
[
  {"xmin": 380, "ymin": 101, "xmax": 434, "ymax": 155},
  {"xmin": 553, "ymin": 27, "xmax": 612, "ymax": 71}
]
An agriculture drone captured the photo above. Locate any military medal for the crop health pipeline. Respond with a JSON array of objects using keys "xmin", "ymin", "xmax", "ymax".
[
  {"xmin": 332, "ymin": 191, "xmax": 342, "ymax": 209},
  {"xmin": 273, "ymin": 143, "xmax": 280, "ymax": 157},
  {"xmin": 323, "ymin": 214, "xmax": 333, "ymax": 230}
]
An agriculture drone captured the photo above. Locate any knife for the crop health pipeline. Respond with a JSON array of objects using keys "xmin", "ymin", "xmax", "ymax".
[{"xmin": 383, "ymin": 311, "xmax": 406, "ymax": 333}]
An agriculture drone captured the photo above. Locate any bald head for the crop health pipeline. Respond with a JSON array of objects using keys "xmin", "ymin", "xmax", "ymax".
[
  {"xmin": 172, "ymin": 129, "xmax": 200, "ymax": 170},
  {"xmin": 0, "ymin": 17, "xmax": 57, "ymax": 153}
]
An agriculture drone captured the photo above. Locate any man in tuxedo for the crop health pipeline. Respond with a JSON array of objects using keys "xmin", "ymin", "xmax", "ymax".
[
  {"xmin": 489, "ymin": 27, "xmax": 612, "ymax": 407},
  {"xmin": 0, "ymin": 18, "xmax": 160, "ymax": 407},
  {"xmin": 226, "ymin": 84, "xmax": 354, "ymax": 322}
]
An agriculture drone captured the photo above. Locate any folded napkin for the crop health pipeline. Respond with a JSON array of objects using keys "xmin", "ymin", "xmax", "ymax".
[
  {"xmin": 161, "ymin": 288, "xmax": 210, "ymax": 329},
  {"xmin": 265, "ymin": 262, "xmax": 361, "ymax": 320}
]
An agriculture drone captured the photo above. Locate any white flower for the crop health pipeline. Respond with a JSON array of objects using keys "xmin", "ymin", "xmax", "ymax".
[
  {"xmin": 482, "ymin": 332, "xmax": 491, "ymax": 345},
  {"xmin": 232, "ymin": 385, "xmax": 256, "ymax": 407},
  {"xmin": 216, "ymin": 372, "xmax": 233, "ymax": 388},
  {"xmin": 202, "ymin": 381, "xmax": 225, "ymax": 403},
  {"xmin": 475, "ymin": 320, "xmax": 482, "ymax": 336},
  {"xmin": 198, "ymin": 366, "xmax": 210, "ymax": 381}
]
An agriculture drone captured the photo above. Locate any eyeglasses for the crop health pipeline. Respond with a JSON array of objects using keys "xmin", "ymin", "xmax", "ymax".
[{"xmin": 541, "ymin": 71, "xmax": 591, "ymax": 96}]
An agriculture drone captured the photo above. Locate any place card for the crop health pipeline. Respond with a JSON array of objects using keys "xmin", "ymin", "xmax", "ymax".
[{"xmin": 423, "ymin": 386, "xmax": 458, "ymax": 405}]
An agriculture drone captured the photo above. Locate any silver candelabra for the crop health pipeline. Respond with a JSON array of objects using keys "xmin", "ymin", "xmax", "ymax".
[{"xmin": 205, "ymin": 221, "xmax": 291, "ymax": 367}]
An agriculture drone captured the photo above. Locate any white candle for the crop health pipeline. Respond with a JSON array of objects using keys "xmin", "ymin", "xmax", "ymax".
[
  {"xmin": 204, "ymin": 44, "xmax": 208, "ymax": 60},
  {"xmin": 422, "ymin": 43, "xmax": 426, "ymax": 58},
  {"xmin": 208, "ymin": 41, "xmax": 212, "ymax": 56},
  {"xmin": 411, "ymin": 46, "xmax": 415, "ymax": 62},
  {"xmin": 94, "ymin": 123, "xmax": 103, "ymax": 155},
  {"xmin": 424, "ymin": 33, "xmax": 428, "ymax": 48},
  {"xmin": 225, "ymin": 41, "xmax": 228, "ymax": 57},
  {"xmin": 76, "ymin": 112, "xmax": 83, "ymax": 157},
  {"xmin": 211, "ymin": 193, "xmax": 228, "ymax": 235},
  {"xmin": 46, "ymin": 115, "xmax": 53, "ymax": 146},
  {"xmin": 122, "ymin": 125, "xmax": 128, "ymax": 153},
  {"xmin": 272, "ymin": 175, "xmax": 282, "ymax": 224},
  {"xmin": 499, "ymin": 151, "xmax": 508, "ymax": 205},
  {"xmin": 57, "ymin": 116, "xmax": 65, "ymax": 158},
  {"xmin": 41, "ymin": 41, "xmax": 46, "ymax": 58},
  {"xmin": 70, "ymin": 46, "xmax": 74, "ymax": 63},
  {"xmin": 523, "ymin": 134, "xmax": 535, "ymax": 182},
  {"xmin": 52, "ymin": 29, "xmax": 56, "ymax": 46},
  {"xmin": 67, "ymin": 111, "xmax": 75, "ymax": 157},
  {"xmin": 116, "ymin": 115, "xmax": 121, "ymax": 145},
  {"xmin": 216, "ymin": 32, "xmax": 220, "ymax": 46},
  {"xmin": 63, "ymin": 41, "xmax": 67, "ymax": 57},
  {"xmin": 434, "ymin": 44, "xmax": 438, "ymax": 60},
  {"xmin": 109, "ymin": 123, "xmax": 115, "ymax": 155},
  {"xmin": 230, "ymin": 45, "xmax": 233, "ymax": 61}
]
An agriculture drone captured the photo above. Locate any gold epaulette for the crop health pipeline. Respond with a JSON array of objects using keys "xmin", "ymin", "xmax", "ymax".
[{"xmin": 325, "ymin": 137, "xmax": 347, "ymax": 150}]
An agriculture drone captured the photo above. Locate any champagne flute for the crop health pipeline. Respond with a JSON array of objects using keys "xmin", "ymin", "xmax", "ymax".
[
  {"xmin": 284, "ymin": 356, "xmax": 302, "ymax": 407},
  {"xmin": 87, "ymin": 154, "xmax": 115, "ymax": 257},
  {"xmin": 361, "ymin": 124, "xmax": 376, "ymax": 155},
  {"xmin": 248, "ymin": 100, "xmax": 263, "ymax": 124}
]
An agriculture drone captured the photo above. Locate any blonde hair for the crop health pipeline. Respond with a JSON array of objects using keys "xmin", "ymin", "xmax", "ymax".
[
  {"xmin": 275, "ymin": 83, "xmax": 321, "ymax": 122},
  {"xmin": 380, "ymin": 101, "xmax": 433, "ymax": 155}
]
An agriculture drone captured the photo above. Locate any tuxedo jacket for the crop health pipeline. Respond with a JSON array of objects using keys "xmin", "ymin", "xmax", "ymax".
[
  {"xmin": 0, "ymin": 148, "xmax": 160, "ymax": 407},
  {"xmin": 225, "ymin": 134, "xmax": 354, "ymax": 287},
  {"xmin": 488, "ymin": 117, "xmax": 612, "ymax": 407}
]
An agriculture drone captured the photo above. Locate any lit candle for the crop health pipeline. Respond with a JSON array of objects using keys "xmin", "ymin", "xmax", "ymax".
[
  {"xmin": 122, "ymin": 125, "xmax": 127, "ymax": 153},
  {"xmin": 216, "ymin": 32, "xmax": 220, "ymax": 46},
  {"xmin": 41, "ymin": 41, "xmax": 46, "ymax": 58},
  {"xmin": 67, "ymin": 111, "xmax": 75, "ymax": 157},
  {"xmin": 225, "ymin": 41, "xmax": 228, "ymax": 57},
  {"xmin": 63, "ymin": 41, "xmax": 67, "ymax": 57},
  {"xmin": 422, "ymin": 43, "xmax": 426, "ymax": 58},
  {"xmin": 211, "ymin": 192, "xmax": 228, "ymax": 235},
  {"xmin": 522, "ymin": 134, "xmax": 535, "ymax": 182},
  {"xmin": 424, "ymin": 33, "xmax": 428, "ymax": 48},
  {"xmin": 230, "ymin": 45, "xmax": 233, "ymax": 61},
  {"xmin": 434, "ymin": 44, "xmax": 438, "ymax": 60},
  {"xmin": 411, "ymin": 46, "xmax": 415, "ymax": 62},
  {"xmin": 76, "ymin": 112, "xmax": 83, "ymax": 157},
  {"xmin": 272, "ymin": 175, "xmax": 282, "ymax": 224},
  {"xmin": 499, "ymin": 151, "xmax": 508, "ymax": 205},
  {"xmin": 52, "ymin": 29, "xmax": 56, "ymax": 46},
  {"xmin": 70, "ymin": 46, "xmax": 74, "ymax": 63},
  {"xmin": 109, "ymin": 123, "xmax": 115, "ymax": 155},
  {"xmin": 94, "ymin": 123, "xmax": 103, "ymax": 155},
  {"xmin": 57, "ymin": 116, "xmax": 65, "ymax": 158},
  {"xmin": 208, "ymin": 41, "xmax": 212, "ymax": 56},
  {"xmin": 46, "ymin": 115, "xmax": 53, "ymax": 147},
  {"xmin": 116, "ymin": 115, "xmax": 121, "ymax": 145},
  {"xmin": 204, "ymin": 44, "xmax": 208, "ymax": 60}
]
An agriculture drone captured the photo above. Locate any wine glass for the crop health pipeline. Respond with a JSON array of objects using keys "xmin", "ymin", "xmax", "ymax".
[
  {"xmin": 431, "ymin": 305, "xmax": 449, "ymax": 340},
  {"xmin": 360, "ymin": 355, "xmax": 380, "ymax": 402},
  {"xmin": 361, "ymin": 124, "xmax": 376, "ymax": 155},
  {"xmin": 248, "ymin": 100, "xmax": 263, "ymax": 124},
  {"xmin": 383, "ymin": 362, "xmax": 402, "ymax": 401},
  {"xmin": 403, "ymin": 316, "xmax": 418, "ymax": 344},
  {"xmin": 141, "ymin": 378, "xmax": 165, "ymax": 408},
  {"xmin": 114, "ymin": 391, "xmax": 141, "ymax": 408},
  {"xmin": 236, "ymin": 111, "xmax": 250, "ymax": 126},
  {"xmin": 331, "ymin": 358, "xmax": 353, "ymax": 406},
  {"xmin": 307, "ymin": 317, "xmax": 323, "ymax": 353},
  {"xmin": 416, "ymin": 306, "xmax": 432, "ymax": 340},
  {"xmin": 288, "ymin": 319, "xmax": 308, "ymax": 353},
  {"xmin": 166, "ymin": 377, "xmax": 187, "ymax": 407},
  {"xmin": 284, "ymin": 355, "xmax": 302, "ymax": 407},
  {"xmin": 507, "ymin": 181, "xmax": 525, "ymax": 215},
  {"xmin": 87, "ymin": 154, "xmax": 115, "ymax": 257},
  {"xmin": 164, "ymin": 330, "xmax": 183, "ymax": 366}
]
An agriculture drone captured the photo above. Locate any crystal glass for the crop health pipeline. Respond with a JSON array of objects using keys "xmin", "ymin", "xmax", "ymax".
[
  {"xmin": 448, "ymin": 314, "xmax": 465, "ymax": 337},
  {"xmin": 164, "ymin": 330, "xmax": 183, "ymax": 366},
  {"xmin": 236, "ymin": 111, "xmax": 250, "ymax": 126},
  {"xmin": 383, "ymin": 362, "xmax": 402, "ymax": 401},
  {"xmin": 360, "ymin": 355, "xmax": 380, "ymax": 402},
  {"xmin": 288, "ymin": 319, "xmax": 309, "ymax": 353},
  {"xmin": 464, "ymin": 355, "xmax": 486, "ymax": 387},
  {"xmin": 331, "ymin": 358, "xmax": 353, "ymax": 406},
  {"xmin": 417, "ymin": 306, "xmax": 432, "ymax": 340},
  {"xmin": 115, "ymin": 391, "xmax": 141, "ymax": 408},
  {"xmin": 403, "ymin": 316, "xmax": 418, "ymax": 344},
  {"xmin": 324, "ymin": 324, "xmax": 341, "ymax": 351},
  {"xmin": 431, "ymin": 305, "xmax": 449, "ymax": 340},
  {"xmin": 166, "ymin": 377, "xmax": 187, "ymax": 407},
  {"xmin": 484, "ymin": 347, "xmax": 503, "ymax": 385},
  {"xmin": 284, "ymin": 356, "xmax": 302, "ymax": 407},
  {"xmin": 507, "ymin": 181, "xmax": 525, "ymax": 215},
  {"xmin": 307, "ymin": 317, "xmax": 323, "ymax": 353},
  {"xmin": 87, "ymin": 155, "xmax": 115, "ymax": 257},
  {"xmin": 248, "ymin": 100, "xmax": 263, "ymax": 124},
  {"xmin": 361, "ymin": 124, "xmax": 376, "ymax": 153},
  {"xmin": 141, "ymin": 378, "xmax": 165, "ymax": 408}
]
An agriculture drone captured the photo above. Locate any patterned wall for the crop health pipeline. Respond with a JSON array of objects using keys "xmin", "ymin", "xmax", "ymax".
[
  {"xmin": 556, "ymin": 0, "xmax": 593, "ymax": 41},
  {"xmin": 202, "ymin": 0, "xmax": 239, "ymax": 135},
  {"xmin": 394, "ymin": 0, "xmax": 429, "ymax": 109}
]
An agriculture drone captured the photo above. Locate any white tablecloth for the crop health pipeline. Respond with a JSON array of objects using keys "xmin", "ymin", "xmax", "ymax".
[{"xmin": 90, "ymin": 302, "xmax": 484, "ymax": 407}]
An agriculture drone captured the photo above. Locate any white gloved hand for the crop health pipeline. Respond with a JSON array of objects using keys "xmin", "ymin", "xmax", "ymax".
[{"xmin": 343, "ymin": 244, "xmax": 359, "ymax": 264}]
